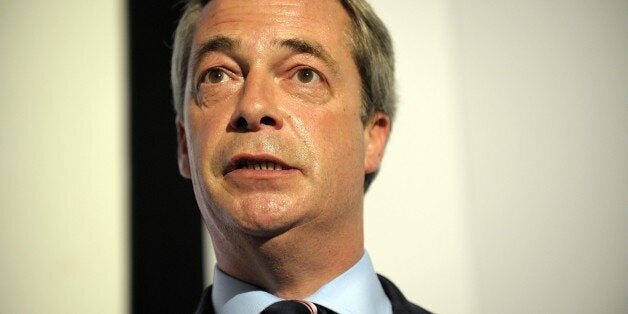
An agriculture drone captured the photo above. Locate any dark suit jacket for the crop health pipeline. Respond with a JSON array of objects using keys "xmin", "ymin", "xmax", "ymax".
[{"xmin": 195, "ymin": 274, "xmax": 432, "ymax": 313}]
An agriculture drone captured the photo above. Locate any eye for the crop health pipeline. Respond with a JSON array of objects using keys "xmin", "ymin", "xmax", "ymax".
[
  {"xmin": 203, "ymin": 68, "xmax": 229, "ymax": 84},
  {"xmin": 293, "ymin": 68, "xmax": 320, "ymax": 84}
]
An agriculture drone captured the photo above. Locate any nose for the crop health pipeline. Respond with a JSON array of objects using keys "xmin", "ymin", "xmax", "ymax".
[{"xmin": 229, "ymin": 72, "xmax": 283, "ymax": 132}]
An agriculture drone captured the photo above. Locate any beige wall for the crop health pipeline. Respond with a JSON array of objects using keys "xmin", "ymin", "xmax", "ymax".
[
  {"xmin": 367, "ymin": 0, "xmax": 628, "ymax": 313},
  {"xmin": 454, "ymin": 0, "xmax": 628, "ymax": 313},
  {"xmin": 364, "ymin": 1, "xmax": 476, "ymax": 313},
  {"xmin": 0, "ymin": 1, "xmax": 128, "ymax": 313}
]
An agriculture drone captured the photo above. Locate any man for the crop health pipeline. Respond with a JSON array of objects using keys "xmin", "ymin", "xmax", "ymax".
[{"xmin": 171, "ymin": 0, "xmax": 430, "ymax": 313}]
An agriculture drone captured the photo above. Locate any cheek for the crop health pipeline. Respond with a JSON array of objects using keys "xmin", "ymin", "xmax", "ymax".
[
  {"xmin": 310, "ymin": 109, "xmax": 365, "ymax": 178},
  {"xmin": 186, "ymin": 109, "xmax": 227, "ymax": 177},
  {"xmin": 309, "ymin": 117, "xmax": 366, "ymax": 213}
]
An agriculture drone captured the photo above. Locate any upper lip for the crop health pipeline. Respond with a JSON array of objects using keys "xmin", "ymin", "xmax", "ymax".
[{"xmin": 224, "ymin": 153, "xmax": 294, "ymax": 174}]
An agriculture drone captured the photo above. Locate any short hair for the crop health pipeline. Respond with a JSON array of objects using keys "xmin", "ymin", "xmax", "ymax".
[{"xmin": 171, "ymin": 0, "xmax": 395, "ymax": 190}]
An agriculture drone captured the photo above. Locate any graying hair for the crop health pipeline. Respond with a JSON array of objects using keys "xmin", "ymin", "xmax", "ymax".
[{"xmin": 171, "ymin": 0, "xmax": 395, "ymax": 190}]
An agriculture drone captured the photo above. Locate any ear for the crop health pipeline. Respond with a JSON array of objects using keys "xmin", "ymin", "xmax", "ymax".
[
  {"xmin": 364, "ymin": 112, "xmax": 391, "ymax": 174},
  {"xmin": 176, "ymin": 118, "xmax": 192, "ymax": 179}
]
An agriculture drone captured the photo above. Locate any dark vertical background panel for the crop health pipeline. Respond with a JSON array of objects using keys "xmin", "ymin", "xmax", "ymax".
[{"xmin": 128, "ymin": 1, "xmax": 204, "ymax": 312}]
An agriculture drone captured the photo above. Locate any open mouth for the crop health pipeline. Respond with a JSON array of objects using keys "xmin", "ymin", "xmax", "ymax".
[
  {"xmin": 236, "ymin": 160, "xmax": 285, "ymax": 171},
  {"xmin": 225, "ymin": 154, "xmax": 294, "ymax": 174}
]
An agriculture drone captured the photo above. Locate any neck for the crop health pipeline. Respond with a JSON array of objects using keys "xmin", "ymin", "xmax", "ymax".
[{"xmin": 211, "ymin": 213, "xmax": 364, "ymax": 299}]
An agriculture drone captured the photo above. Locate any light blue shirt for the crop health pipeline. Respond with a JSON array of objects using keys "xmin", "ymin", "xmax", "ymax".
[{"xmin": 212, "ymin": 252, "xmax": 393, "ymax": 314}]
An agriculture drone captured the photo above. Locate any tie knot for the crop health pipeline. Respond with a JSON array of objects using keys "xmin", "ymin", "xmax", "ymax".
[{"xmin": 261, "ymin": 300, "xmax": 334, "ymax": 314}]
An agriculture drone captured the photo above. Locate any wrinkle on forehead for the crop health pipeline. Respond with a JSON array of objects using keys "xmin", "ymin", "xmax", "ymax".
[
  {"xmin": 194, "ymin": 0, "xmax": 350, "ymax": 46},
  {"xmin": 201, "ymin": 1, "xmax": 304, "ymax": 31}
]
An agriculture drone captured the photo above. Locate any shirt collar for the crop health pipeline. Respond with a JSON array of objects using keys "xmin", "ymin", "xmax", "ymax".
[
  {"xmin": 211, "ymin": 267, "xmax": 281, "ymax": 314},
  {"xmin": 212, "ymin": 251, "xmax": 392, "ymax": 314}
]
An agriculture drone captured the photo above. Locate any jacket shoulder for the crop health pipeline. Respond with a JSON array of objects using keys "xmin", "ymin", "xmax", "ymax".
[
  {"xmin": 195, "ymin": 285, "xmax": 214, "ymax": 314},
  {"xmin": 377, "ymin": 274, "xmax": 433, "ymax": 314}
]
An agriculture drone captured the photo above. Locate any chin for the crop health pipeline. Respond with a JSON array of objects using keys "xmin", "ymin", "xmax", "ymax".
[{"xmin": 224, "ymin": 194, "xmax": 303, "ymax": 238}]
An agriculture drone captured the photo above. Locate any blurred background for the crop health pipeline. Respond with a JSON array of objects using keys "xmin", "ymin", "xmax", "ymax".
[{"xmin": 1, "ymin": 0, "xmax": 626, "ymax": 313}]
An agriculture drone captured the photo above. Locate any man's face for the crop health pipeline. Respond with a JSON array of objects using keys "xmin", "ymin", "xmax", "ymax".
[{"xmin": 178, "ymin": 0, "xmax": 389, "ymax": 238}]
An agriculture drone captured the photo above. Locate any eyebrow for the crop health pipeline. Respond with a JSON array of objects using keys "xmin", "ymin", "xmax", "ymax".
[
  {"xmin": 191, "ymin": 36, "xmax": 240, "ymax": 77},
  {"xmin": 276, "ymin": 38, "xmax": 339, "ymax": 73}
]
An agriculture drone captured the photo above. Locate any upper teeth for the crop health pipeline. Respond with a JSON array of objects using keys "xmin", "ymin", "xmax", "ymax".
[{"xmin": 243, "ymin": 161, "xmax": 283, "ymax": 170}]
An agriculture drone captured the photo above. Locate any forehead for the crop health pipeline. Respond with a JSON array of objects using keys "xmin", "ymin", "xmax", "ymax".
[{"xmin": 194, "ymin": 0, "xmax": 352, "ymax": 51}]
